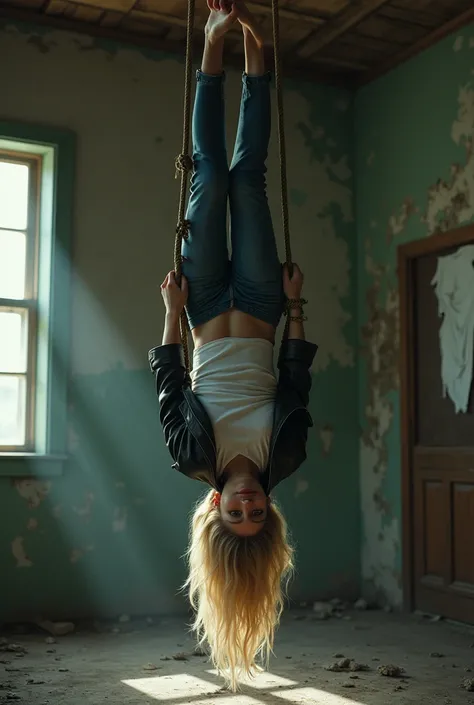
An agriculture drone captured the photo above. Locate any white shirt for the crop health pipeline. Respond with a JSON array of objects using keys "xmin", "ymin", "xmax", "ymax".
[
  {"xmin": 191, "ymin": 337, "xmax": 277, "ymax": 472},
  {"xmin": 431, "ymin": 244, "xmax": 474, "ymax": 413}
]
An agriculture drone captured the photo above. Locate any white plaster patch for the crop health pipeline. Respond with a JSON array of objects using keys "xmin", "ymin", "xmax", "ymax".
[
  {"xmin": 360, "ymin": 392, "xmax": 401, "ymax": 607},
  {"xmin": 70, "ymin": 545, "xmax": 94, "ymax": 563},
  {"xmin": 451, "ymin": 84, "xmax": 474, "ymax": 145},
  {"xmin": 294, "ymin": 479, "xmax": 309, "ymax": 499},
  {"xmin": 14, "ymin": 479, "xmax": 51, "ymax": 508},
  {"xmin": 27, "ymin": 517, "xmax": 38, "ymax": 531},
  {"xmin": 319, "ymin": 424, "xmax": 334, "ymax": 455},
  {"xmin": 12, "ymin": 537, "xmax": 33, "ymax": 567},
  {"xmin": 325, "ymin": 155, "xmax": 352, "ymax": 182},
  {"xmin": 422, "ymin": 82, "xmax": 474, "ymax": 235},
  {"xmin": 73, "ymin": 492, "xmax": 95, "ymax": 519},
  {"xmin": 113, "ymin": 507, "xmax": 128, "ymax": 532},
  {"xmin": 453, "ymin": 36, "xmax": 464, "ymax": 52},
  {"xmin": 387, "ymin": 198, "xmax": 416, "ymax": 240}
]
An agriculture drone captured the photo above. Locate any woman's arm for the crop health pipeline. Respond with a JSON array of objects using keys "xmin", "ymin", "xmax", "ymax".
[
  {"xmin": 160, "ymin": 271, "xmax": 188, "ymax": 347},
  {"xmin": 162, "ymin": 313, "xmax": 182, "ymax": 346}
]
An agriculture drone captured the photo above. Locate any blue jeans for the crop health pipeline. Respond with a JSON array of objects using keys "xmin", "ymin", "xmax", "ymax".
[{"xmin": 182, "ymin": 71, "xmax": 284, "ymax": 330}]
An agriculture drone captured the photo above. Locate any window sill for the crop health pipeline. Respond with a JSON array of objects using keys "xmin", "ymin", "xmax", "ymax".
[{"xmin": 0, "ymin": 453, "xmax": 67, "ymax": 477}]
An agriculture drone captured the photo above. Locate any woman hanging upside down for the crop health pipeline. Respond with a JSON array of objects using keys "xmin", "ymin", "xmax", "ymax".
[{"xmin": 149, "ymin": 0, "xmax": 317, "ymax": 691}]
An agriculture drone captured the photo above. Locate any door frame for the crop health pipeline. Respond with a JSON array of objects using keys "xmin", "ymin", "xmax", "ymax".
[{"xmin": 398, "ymin": 223, "xmax": 474, "ymax": 611}]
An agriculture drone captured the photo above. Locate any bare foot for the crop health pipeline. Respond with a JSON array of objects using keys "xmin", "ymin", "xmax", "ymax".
[
  {"xmin": 206, "ymin": 0, "xmax": 238, "ymax": 43},
  {"xmin": 235, "ymin": 1, "xmax": 264, "ymax": 47}
]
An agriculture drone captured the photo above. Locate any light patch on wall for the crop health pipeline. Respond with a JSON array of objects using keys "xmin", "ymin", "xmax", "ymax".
[
  {"xmin": 319, "ymin": 424, "xmax": 334, "ymax": 455},
  {"xmin": 27, "ymin": 518, "xmax": 38, "ymax": 531},
  {"xmin": 360, "ymin": 249, "xmax": 401, "ymax": 605},
  {"xmin": 367, "ymin": 151, "xmax": 375, "ymax": 167},
  {"xmin": 73, "ymin": 492, "xmax": 95, "ymax": 520},
  {"xmin": 453, "ymin": 36, "xmax": 464, "ymax": 52},
  {"xmin": 12, "ymin": 537, "xmax": 33, "ymax": 568},
  {"xmin": 470, "ymin": 37, "xmax": 474, "ymax": 49},
  {"xmin": 423, "ymin": 84, "xmax": 474, "ymax": 235},
  {"xmin": 13, "ymin": 479, "xmax": 51, "ymax": 508},
  {"xmin": 325, "ymin": 155, "xmax": 352, "ymax": 182},
  {"xmin": 387, "ymin": 197, "xmax": 417, "ymax": 244},
  {"xmin": 282, "ymin": 90, "xmax": 354, "ymax": 372},
  {"xmin": 70, "ymin": 545, "xmax": 94, "ymax": 563},
  {"xmin": 113, "ymin": 507, "xmax": 128, "ymax": 532},
  {"xmin": 294, "ymin": 479, "xmax": 309, "ymax": 498}
]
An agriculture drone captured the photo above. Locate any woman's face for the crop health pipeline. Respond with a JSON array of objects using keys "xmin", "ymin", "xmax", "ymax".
[{"xmin": 220, "ymin": 473, "xmax": 269, "ymax": 536}]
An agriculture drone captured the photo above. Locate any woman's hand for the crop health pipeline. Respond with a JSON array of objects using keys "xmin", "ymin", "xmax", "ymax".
[
  {"xmin": 283, "ymin": 263, "xmax": 304, "ymax": 300},
  {"xmin": 161, "ymin": 271, "xmax": 188, "ymax": 318}
]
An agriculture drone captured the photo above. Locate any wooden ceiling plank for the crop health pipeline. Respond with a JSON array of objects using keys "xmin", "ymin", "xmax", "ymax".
[
  {"xmin": 72, "ymin": 3, "xmax": 103, "ymax": 21},
  {"xmin": 379, "ymin": 4, "xmax": 448, "ymax": 29},
  {"xmin": 293, "ymin": 0, "xmax": 392, "ymax": 55},
  {"xmin": 45, "ymin": 0, "xmax": 70, "ymax": 15},
  {"xmin": 359, "ymin": 5, "xmax": 474, "ymax": 85},
  {"xmin": 67, "ymin": 0, "xmax": 136, "ymax": 13},
  {"xmin": 246, "ymin": 2, "xmax": 325, "ymax": 28},
  {"xmin": 100, "ymin": 9, "xmax": 123, "ymax": 26}
]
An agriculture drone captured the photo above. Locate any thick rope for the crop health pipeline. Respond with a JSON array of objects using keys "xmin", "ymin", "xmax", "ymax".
[
  {"xmin": 271, "ymin": 0, "xmax": 293, "ymax": 343},
  {"xmin": 174, "ymin": 0, "xmax": 196, "ymax": 375},
  {"xmin": 271, "ymin": 0, "xmax": 292, "ymax": 273}
]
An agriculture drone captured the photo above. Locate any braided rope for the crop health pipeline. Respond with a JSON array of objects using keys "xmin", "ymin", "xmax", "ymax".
[
  {"xmin": 271, "ymin": 0, "xmax": 293, "ymax": 341},
  {"xmin": 271, "ymin": 0, "xmax": 292, "ymax": 272},
  {"xmin": 174, "ymin": 0, "xmax": 196, "ymax": 375}
]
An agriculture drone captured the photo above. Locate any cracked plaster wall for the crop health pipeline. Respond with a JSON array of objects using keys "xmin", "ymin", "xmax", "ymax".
[
  {"xmin": 0, "ymin": 22, "xmax": 358, "ymax": 619},
  {"xmin": 355, "ymin": 26, "xmax": 474, "ymax": 606}
]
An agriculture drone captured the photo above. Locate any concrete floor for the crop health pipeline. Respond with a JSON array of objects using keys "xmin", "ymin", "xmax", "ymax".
[{"xmin": 1, "ymin": 609, "xmax": 474, "ymax": 704}]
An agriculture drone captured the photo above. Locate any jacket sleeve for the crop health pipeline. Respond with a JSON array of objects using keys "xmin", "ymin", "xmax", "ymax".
[
  {"xmin": 148, "ymin": 343, "xmax": 187, "ymax": 462},
  {"xmin": 277, "ymin": 338, "xmax": 318, "ymax": 407}
]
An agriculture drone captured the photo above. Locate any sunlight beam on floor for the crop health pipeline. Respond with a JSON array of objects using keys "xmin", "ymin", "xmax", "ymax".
[
  {"xmin": 122, "ymin": 673, "xmax": 365, "ymax": 704},
  {"xmin": 205, "ymin": 670, "xmax": 298, "ymax": 689},
  {"xmin": 273, "ymin": 687, "xmax": 365, "ymax": 704}
]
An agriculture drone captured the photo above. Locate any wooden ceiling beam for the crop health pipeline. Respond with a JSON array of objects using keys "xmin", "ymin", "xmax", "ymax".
[
  {"xmin": 246, "ymin": 2, "xmax": 326, "ymax": 28},
  {"xmin": 359, "ymin": 5, "xmax": 474, "ymax": 85},
  {"xmin": 294, "ymin": 0, "xmax": 392, "ymax": 55}
]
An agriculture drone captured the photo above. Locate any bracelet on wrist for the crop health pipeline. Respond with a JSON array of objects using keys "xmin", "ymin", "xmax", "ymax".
[{"xmin": 284, "ymin": 298, "xmax": 308, "ymax": 321}]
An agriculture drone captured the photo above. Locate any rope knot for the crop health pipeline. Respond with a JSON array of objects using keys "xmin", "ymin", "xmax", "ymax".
[
  {"xmin": 176, "ymin": 219, "xmax": 191, "ymax": 241},
  {"xmin": 175, "ymin": 153, "xmax": 193, "ymax": 179}
]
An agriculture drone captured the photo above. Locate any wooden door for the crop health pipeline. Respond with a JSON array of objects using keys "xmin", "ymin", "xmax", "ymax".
[{"xmin": 399, "ymin": 226, "xmax": 474, "ymax": 623}]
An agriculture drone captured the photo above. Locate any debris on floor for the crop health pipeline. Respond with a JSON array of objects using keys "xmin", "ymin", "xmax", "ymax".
[
  {"xmin": 325, "ymin": 657, "xmax": 369, "ymax": 672},
  {"xmin": 354, "ymin": 598, "xmax": 368, "ymax": 610},
  {"xmin": 378, "ymin": 664, "xmax": 405, "ymax": 677},
  {"xmin": 462, "ymin": 678, "xmax": 474, "ymax": 691},
  {"xmin": 142, "ymin": 662, "xmax": 158, "ymax": 671}
]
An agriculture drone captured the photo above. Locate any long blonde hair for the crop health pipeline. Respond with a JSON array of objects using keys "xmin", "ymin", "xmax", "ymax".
[{"xmin": 183, "ymin": 489, "xmax": 294, "ymax": 691}]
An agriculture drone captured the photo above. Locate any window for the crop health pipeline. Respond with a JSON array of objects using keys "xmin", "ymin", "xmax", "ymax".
[
  {"xmin": 0, "ymin": 153, "xmax": 40, "ymax": 449},
  {"xmin": 0, "ymin": 123, "xmax": 75, "ymax": 475}
]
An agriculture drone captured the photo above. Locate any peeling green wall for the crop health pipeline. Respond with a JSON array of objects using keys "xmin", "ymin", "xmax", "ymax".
[
  {"xmin": 355, "ymin": 27, "xmax": 474, "ymax": 605},
  {"xmin": 1, "ymin": 22, "xmax": 358, "ymax": 620}
]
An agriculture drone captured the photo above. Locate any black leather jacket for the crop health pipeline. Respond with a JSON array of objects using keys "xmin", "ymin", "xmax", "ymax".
[{"xmin": 148, "ymin": 338, "xmax": 318, "ymax": 494}]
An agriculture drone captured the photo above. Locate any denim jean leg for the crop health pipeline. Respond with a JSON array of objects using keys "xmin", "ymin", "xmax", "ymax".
[
  {"xmin": 229, "ymin": 73, "xmax": 284, "ymax": 328},
  {"xmin": 183, "ymin": 71, "xmax": 232, "ymax": 330}
]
